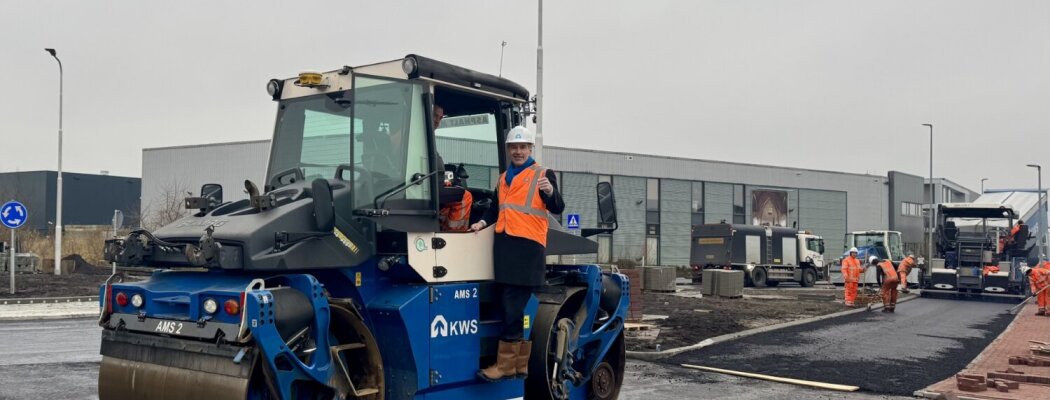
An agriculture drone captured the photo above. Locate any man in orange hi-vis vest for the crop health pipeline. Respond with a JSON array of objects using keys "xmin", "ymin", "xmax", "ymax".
[
  {"xmin": 471, "ymin": 126, "xmax": 564, "ymax": 382},
  {"xmin": 873, "ymin": 256, "xmax": 899, "ymax": 313},
  {"xmin": 896, "ymin": 252, "xmax": 918, "ymax": 294},
  {"xmin": 842, "ymin": 247, "xmax": 862, "ymax": 307},
  {"xmin": 1023, "ymin": 265, "xmax": 1050, "ymax": 316}
]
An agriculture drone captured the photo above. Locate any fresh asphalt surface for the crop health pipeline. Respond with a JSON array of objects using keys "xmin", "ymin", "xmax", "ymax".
[
  {"xmin": 665, "ymin": 297, "xmax": 1014, "ymax": 396},
  {"xmin": 0, "ymin": 298, "xmax": 1012, "ymax": 399}
]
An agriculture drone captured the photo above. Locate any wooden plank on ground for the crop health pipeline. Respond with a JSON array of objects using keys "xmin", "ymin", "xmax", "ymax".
[{"xmin": 680, "ymin": 364, "xmax": 860, "ymax": 392}]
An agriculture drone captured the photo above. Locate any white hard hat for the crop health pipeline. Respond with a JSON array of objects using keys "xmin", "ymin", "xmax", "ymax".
[
  {"xmin": 506, "ymin": 126, "xmax": 535, "ymax": 145},
  {"xmin": 1021, "ymin": 265, "xmax": 1032, "ymax": 275},
  {"xmin": 868, "ymin": 256, "xmax": 879, "ymax": 265},
  {"xmin": 849, "ymin": 247, "xmax": 859, "ymax": 254}
]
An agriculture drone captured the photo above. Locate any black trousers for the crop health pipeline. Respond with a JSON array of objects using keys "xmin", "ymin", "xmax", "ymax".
[{"xmin": 498, "ymin": 283, "xmax": 535, "ymax": 341}]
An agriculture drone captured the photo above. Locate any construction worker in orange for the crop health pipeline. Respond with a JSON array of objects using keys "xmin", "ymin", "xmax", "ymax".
[
  {"xmin": 896, "ymin": 252, "xmax": 918, "ymax": 294},
  {"xmin": 842, "ymin": 247, "xmax": 862, "ymax": 307},
  {"xmin": 873, "ymin": 256, "xmax": 899, "ymax": 312},
  {"xmin": 1023, "ymin": 265, "xmax": 1050, "ymax": 316}
]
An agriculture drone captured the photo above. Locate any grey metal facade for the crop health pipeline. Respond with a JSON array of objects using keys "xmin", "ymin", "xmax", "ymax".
[
  {"xmin": 141, "ymin": 139, "xmax": 937, "ymax": 267},
  {"xmin": 889, "ymin": 171, "xmax": 926, "ymax": 254},
  {"xmin": 0, "ymin": 171, "xmax": 140, "ymax": 231},
  {"xmin": 141, "ymin": 140, "xmax": 270, "ymax": 219}
]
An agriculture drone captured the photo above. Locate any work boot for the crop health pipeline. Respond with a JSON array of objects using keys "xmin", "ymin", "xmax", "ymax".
[
  {"xmin": 888, "ymin": 307, "xmax": 895, "ymax": 313},
  {"xmin": 478, "ymin": 341, "xmax": 520, "ymax": 382},
  {"xmin": 881, "ymin": 308, "xmax": 890, "ymax": 313},
  {"xmin": 900, "ymin": 288, "xmax": 910, "ymax": 294},
  {"xmin": 514, "ymin": 340, "xmax": 533, "ymax": 379},
  {"xmin": 1038, "ymin": 309, "xmax": 1047, "ymax": 316}
]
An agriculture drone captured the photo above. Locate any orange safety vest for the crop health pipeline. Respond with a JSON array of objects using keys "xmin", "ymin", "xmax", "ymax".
[
  {"xmin": 879, "ymin": 260, "xmax": 898, "ymax": 283},
  {"xmin": 1031, "ymin": 268, "xmax": 1050, "ymax": 293},
  {"xmin": 1038, "ymin": 261, "xmax": 1050, "ymax": 270},
  {"xmin": 897, "ymin": 256, "xmax": 916, "ymax": 274},
  {"xmin": 439, "ymin": 188, "xmax": 473, "ymax": 232},
  {"xmin": 496, "ymin": 165, "xmax": 549, "ymax": 246},
  {"xmin": 842, "ymin": 256, "xmax": 861, "ymax": 283}
]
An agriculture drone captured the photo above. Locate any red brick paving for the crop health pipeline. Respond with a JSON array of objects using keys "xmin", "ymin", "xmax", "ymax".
[{"xmin": 922, "ymin": 302, "xmax": 1050, "ymax": 399}]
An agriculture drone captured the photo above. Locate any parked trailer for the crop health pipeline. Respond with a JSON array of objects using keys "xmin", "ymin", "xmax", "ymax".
[{"xmin": 690, "ymin": 223, "xmax": 825, "ymax": 287}]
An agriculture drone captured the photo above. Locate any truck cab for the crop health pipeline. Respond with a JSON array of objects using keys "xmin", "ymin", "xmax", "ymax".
[{"xmin": 830, "ymin": 230, "xmax": 907, "ymax": 285}]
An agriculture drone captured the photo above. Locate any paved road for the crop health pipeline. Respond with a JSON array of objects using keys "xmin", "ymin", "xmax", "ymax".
[
  {"xmin": 666, "ymin": 297, "xmax": 1015, "ymax": 396},
  {"xmin": 0, "ymin": 318, "xmax": 100, "ymax": 400},
  {"xmin": 0, "ymin": 301, "xmax": 1012, "ymax": 400}
]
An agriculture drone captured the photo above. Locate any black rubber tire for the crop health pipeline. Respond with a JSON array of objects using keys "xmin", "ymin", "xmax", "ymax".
[
  {"xmin": 526, "ymin": 291, "xmax": 586, "ymax": 400},
  {"xmin": 589, "ymin": 362, "xmax": 617, "ymax": 400},
  {"xmin": 752, "ymin": 268, "xmax": 768, "ymax": 288},
  {"xmin": 801, "ymin": 268, "xmax": 817, "ymax": 287},
  {"xmin": 587, "ymin": 332, "xmax": 625, "ymax": 400}
]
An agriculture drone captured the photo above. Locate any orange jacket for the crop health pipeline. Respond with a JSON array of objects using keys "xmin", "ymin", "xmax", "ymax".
[
  {"xmin": 842, "ymin": 256, "xmax": 862, "ymax": 283},
  {"xmin": 897, "ymin": 256, "xmax": 916, "ymax": 274},
  {"xmin": 878, "ymin": 260, "xmax": 899, "ymax": 283},
  {"xmin": 1030, "ymin": 268, "xmax": 1050, "ymax": 293},
  {"xmin": 496, "ymin": 165, "xmax": 550, "ymax": 246},
  {"xmin": 439, "ymin": 188, "xmax": 473, "ymax": 232}
]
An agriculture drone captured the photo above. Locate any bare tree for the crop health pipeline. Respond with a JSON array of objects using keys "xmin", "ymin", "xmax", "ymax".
[{"xmin": 141, "ymin": 180, "xmax": 191, "ymax": 231}]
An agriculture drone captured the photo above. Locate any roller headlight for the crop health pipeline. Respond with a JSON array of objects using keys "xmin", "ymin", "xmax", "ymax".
[
  {"xmin": 203, "ymin": 298, "xmax": 218, "ymax": 314},
  {"xmin": 402, "ymin": 57, "xmax": 417, "ymax": 75},
  {"xmin": 130, "ymin": 294, "xmax": 144, "ymax": 308},
  {"xmin": 266, "ymin": 79, "xmax": 283, "ymax": 99}
]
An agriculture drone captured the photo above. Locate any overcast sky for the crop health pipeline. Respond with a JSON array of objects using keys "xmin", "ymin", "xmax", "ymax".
[{"xmin": 2, "ymin": 1, "xmax": 1048, "ymax": 192}]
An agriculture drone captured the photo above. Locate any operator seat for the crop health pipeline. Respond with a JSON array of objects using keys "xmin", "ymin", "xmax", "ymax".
[{"xmin": 943, "ymin": 221, "xmax": 959, "ymax": 242}]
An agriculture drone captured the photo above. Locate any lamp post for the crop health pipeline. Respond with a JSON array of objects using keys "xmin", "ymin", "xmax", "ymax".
[
  {"xmin": 923, "ymin": 123, "xmax": 933, "ymax": 260},
  {"xmin": 980, "ymin": 178, "xmax": 988, "ymax": 194},
  {"xmin": 534, "ymin": 0, "xmax": 543, "ymax": 162},
  {"xmin": 45, "ymin": 48, "xmax": 63, "ymax": 276},
  {"xmin": 1027, "ymin": 164, "xmax": 1044, "ymax": 257}
]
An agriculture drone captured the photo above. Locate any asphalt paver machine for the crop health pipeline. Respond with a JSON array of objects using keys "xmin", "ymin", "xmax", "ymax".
[{"xmin": 98, "ymin": 55, "xmax": 629, "ymax": 400}]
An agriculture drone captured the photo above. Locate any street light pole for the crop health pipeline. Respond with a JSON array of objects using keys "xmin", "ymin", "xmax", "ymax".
[
  {"xmin": 534, "ymin": 0, "xmax": 543, "ymax": 162},
  {"xmin": 45, "ymin": 48, "xmax": 63, "ymax": 276},
  {"xmin": 1027, "ymin": 164, "xmax": 1045, "ymax": 257},
  {"xmin": 923, "ymin": 123, "xmax": 933, "ymax": 260},
  {"xmin": 980, "ymin": 178, "xmax": 988, "ymax": 194}
]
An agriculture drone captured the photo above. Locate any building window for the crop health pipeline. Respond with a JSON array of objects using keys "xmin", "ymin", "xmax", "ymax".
[
  {"xmin": 598, "ymin": 175, "xmax": 611, "ymax": 184},
  {"xmin": 645, "ymin": 236, "xmax": 659, "ymax": 266},
  {"xmin": 646, "ymin": 179, "xmax": 659, "ymax": 211},
  {"xmin": 691, "ymin": 182, "xmax": 704, "ymax": 231},
  {"xmin": 733, "ymin": 184, "xmax": 745, "ymax": 224},
  {"xmin": 901, "ymin": 202, "xmax": 922, "ymax": 217}
]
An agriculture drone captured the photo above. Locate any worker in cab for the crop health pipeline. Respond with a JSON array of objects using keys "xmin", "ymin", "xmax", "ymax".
[
  {"xmin": 873, "ymin": 256, "xmax": 899, "ymax": 313},
  {"xmin": 842, "ymin": 247, "xmax": 862, "ymax": 307},
  {"xmin": 897, "ymin": 252, "xmax": 918, "ymax": 294},
  {"xmin": 1022, "ymin": 265, "xmax": 1050, "ymax": 316},
  {"xmin": 470, "ymin": 126, "xmax": 565, "ymax": 381},
  {"xmin": 1002, "ymin": 220, "xmax": 1027, "ymax": 254},
  {"xmin": 432, "ymin": 104, "xmax": 475, "ymax": 232}
]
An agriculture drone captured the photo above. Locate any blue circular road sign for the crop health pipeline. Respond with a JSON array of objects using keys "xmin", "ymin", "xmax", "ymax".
[{"xmin": 1, "ymin": 201, "xmax": 28, "ymax": 229}]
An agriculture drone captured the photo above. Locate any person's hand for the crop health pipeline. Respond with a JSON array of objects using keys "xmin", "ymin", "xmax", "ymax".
[
  {"xmin": 470, "ymin": 221, "xmax": 486, "ymax": 232},
  {"xmin": 537, "ymin": 177, "xmax": 553, "ymax": 195}
]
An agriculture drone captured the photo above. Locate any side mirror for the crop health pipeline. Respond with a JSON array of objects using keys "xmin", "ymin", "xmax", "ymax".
[
  {"xmin": 201, "ymin": 183, "xmax": 223, "ymax": 207},
  {"xmin": 582, "ymin": 182, "xmax": 618, "ymax": 237},
  {"xmin": 312, "ymin": 179, "xmax": 335, "ymax": 231}
]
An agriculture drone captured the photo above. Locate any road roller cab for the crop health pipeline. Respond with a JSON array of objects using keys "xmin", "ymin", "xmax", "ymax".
[{"xmin": 98, "ymin": 55, "xmax": 629, "ymax": 400}]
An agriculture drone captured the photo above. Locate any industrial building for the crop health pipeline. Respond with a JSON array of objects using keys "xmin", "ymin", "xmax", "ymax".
[
  {"xmin": 0, "ymin": 171, "xmax": 140, "ymax": 232},
  {"xmin": 142, "ymin": 137, "xmax": 971, "ymax": 266}
]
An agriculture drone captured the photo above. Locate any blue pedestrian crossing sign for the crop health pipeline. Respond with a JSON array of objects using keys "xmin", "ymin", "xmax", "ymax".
[
  {"xmin": 566, "ymin": 213, "xmax": 580, "ymax": 230},
  {"xmin": 1, "ymin": 201, "xmax": 28, "ymax": 229}
]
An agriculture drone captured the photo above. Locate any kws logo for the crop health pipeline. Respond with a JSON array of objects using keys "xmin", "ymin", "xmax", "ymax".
[{"xmin": 430, "ymin": 315, "xmax": 479, "ymax": 338}]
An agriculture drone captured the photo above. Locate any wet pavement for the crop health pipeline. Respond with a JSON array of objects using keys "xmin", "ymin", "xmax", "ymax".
[{"xmin": 0, "ymin": 318, "xmax": 100, "ymax": 400}]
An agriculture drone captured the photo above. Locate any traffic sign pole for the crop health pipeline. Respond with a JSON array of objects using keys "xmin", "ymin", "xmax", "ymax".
[
  {"xmin": 2, "ymin": 200, "xmax": 29, "ymax": 294},
  {"xmin": 9, "ymin": 229, "xmax": 13, "ymax": 294}
]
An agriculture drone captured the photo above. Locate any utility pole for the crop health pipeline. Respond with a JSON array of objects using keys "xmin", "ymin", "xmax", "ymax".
[
  {"xmin": 534, "ymin": 0, "xmax": 544, "ymax": 162},
  {"xmin": 923, "ymin": 124, "xmax": 933, "ymax": 260},
  {"xmin": 1028, "ymin": 164, "xmax": 1045, "ymax": 257},
  {"xmin": 46, "ymin": 48, "xmax": 64, "ymax": 275}
]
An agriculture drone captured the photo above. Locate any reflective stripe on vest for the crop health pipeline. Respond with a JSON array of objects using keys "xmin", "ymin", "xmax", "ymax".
[{"xmin": 495, "ymin": 165, "xmax": 549, "ymax": 246}]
